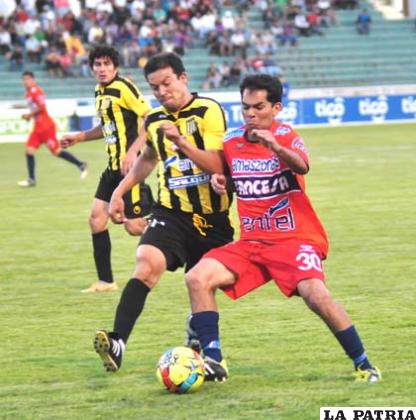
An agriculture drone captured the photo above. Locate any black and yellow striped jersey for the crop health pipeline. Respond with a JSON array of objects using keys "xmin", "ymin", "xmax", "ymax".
[
  {"xmin": 145, "ymin": 94, "xmax": 232, "ymax": 215},
  {"xmin": 95, "ymin": 75, "xmax": 151, "ymax": 171}
]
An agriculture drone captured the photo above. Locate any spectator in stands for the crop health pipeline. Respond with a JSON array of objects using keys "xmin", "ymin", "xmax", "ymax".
[
  {"xmin": 294, "ymin": 12, "xmax": 311, "ymax": 36},
  {"xmin": 262, "ymin": 54, "xmax": 282, "ymax": 77},
  {"xmin": 88, "ymin": 20, "xmax": 105, "ymax": 44},
  {"xmin": 218, "ymin": 61, "xmax": 231, "ymax": 87},
  {"xmin": 0, "ymin": 25, "xmax": 12, "ymax": 54},
  {"xmin": 218, "ymin": 30, "xmax": 234, "ymax": 56},
  {"xmin": 65, "ymin": 31, "xmax": 87, "ymax": 65},
  {"xmin": 39, "ymin": 5, "xmax": 56, "ymax": 31},
  {"xmin": 269, "ymin": 16, "xmax": 284, "ymax": 39},
  {"xmin": 279, "ymin": 20, "xmax": 298, "ymax": 46},
  {"xmin": 222, "ymin": 10, "xmax": 236, "ymax": 31},
  {"xmin": 307, "ymin": 8, "xmax": 324, "ymax": 35},
  {"xmin": 171, "ymin": 23, "xmax": 191, "ymax": 56},
  {"xmin": 198, "ymin": 7, "xmax": 217, "ymax": 39},
  {"xmin": 44, "ymin": 45, "xmax": 62, "ymax": 77},
  {"xmin": 261, "ymin": 1, "xmax": 283, "ymax": 29},
  {"xmin": 25, "ymin": 34, "xmax": 43, "ymax": 62},
  {"xmin": 356, "ymin": 9, "xmax": 371, "ymax": 35},
  {"xmin": 7, "ymin": 45, "xmax": 24, "ymax": 71},
  {"xmin": 58, "ymin": 47, "xmax": 74, "ymax": 77},
  {"xmin": 229, "ymin": 56, "xmax": 247, "ymax": 85},
  {"xmin": 201, "ymin": 63, "xmax": 223, "ymax": 90},
  {"xmin": 230, "ymin": 28, "xmax": 248, "ymax": 59},
  {"xmin": 317, "ymin": 0, "xmax": 335, "ymax": 26},
  {"xmin": 23, "ymin": 13, "xmax": 40, "ymax": 38}
]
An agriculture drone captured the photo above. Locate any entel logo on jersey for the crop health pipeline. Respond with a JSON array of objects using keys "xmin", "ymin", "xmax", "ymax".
[
  {"xmin": 358, "ymin": 95, "xmax": 388, "ymax": 122},
  {"xmin": 242, "ymin": 198, "xmax": 295, "ymax": 233},
  {"xmin": 315, "ymin": 97, "xmax": 345, "ymax": 124},
  {"xmin": 164, "ymin": 156, "xmax": 196, "ymax": 172},
  {"xmin": 401, "ymin": 96, "xmax": 416, "ymax": 116}
]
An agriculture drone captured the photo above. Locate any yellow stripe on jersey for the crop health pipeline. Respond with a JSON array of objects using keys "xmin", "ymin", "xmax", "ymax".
[
  {"xmin": 131, "ymin": 184, "xmax": 140, "ymax": 204},
  {"xmin": 95, "ymin": 75, "xmax": 151, "ymax": 171},
  {"xmin": 145, "ymin": 95, "xmax": 232, "ymax": 214}
]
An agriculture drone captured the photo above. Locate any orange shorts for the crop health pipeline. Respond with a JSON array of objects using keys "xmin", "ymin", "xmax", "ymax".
[
  {"xmin": 27, "ymin": 124, "xmax": 59, "ymax": 153},
  {"xmin": 204, "ymin": 240, "xmax": 326, "ymax": 299}
]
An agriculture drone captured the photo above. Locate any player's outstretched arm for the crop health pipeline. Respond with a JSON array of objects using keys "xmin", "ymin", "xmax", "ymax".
[
  {"xmin": 109, "ymin": 144, "xmax": 158, "ymax": 224},
  {"xmin": 60, "ymin": 125, "xmax": 104, "ymax": 148},
  {"xmin": 121, "ymin": 125, "xmax": 147, "ymax": 176}
]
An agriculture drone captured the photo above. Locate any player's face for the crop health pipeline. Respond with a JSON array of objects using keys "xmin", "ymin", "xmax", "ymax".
[
  {"xmin": 146, "ymin": 67, "xmax": 190, "ymax": 112},
  {"xmin": 92, "ymin": 56, "xmax": 118, "ymax": 85},
  {"xmin": 22, "ymin": 75, "xmax": 35, "ymax": 90},
  {"xmin": 241, "ymin": 89, "xmax": 282, "ymax": 132}
]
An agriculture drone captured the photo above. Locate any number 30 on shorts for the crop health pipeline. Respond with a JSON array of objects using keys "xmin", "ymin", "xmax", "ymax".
[{"xmin": 295, "ymin": 251, "xmax": 323, "ymax": 272}]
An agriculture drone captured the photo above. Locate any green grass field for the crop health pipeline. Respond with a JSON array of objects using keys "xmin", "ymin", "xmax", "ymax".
[{"xmin": 1, "ymin": 123, "xmax": 415, "ymax": 419}]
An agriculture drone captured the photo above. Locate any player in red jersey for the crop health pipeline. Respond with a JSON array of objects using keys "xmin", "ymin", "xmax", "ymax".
[
  {"xmin": 185, "ymin": 74, "xmax": 381, "ymax": 383},
  {"xmin": 18, "ymin": 71, "xmax": 87, "ymax": 187}
]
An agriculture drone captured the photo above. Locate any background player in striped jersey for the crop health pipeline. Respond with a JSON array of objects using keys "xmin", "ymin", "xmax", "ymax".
[
  {"xmin": 18, "ymin": 71, "xmax": 87, "ymax": 187},
  {"xmin": 92, "ymin": 52, "xmax": 234, "ymax": 375},
  {"xmin": 185, "ymin": 74, "xmax": 381, "ymax": 383},
  {"xmin": 60, "ymin": 46, "xmax": 153, "ymax": 293}
]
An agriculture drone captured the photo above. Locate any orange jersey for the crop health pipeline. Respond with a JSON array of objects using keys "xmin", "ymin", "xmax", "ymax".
[
  {"xmin": 223, "ymin": 121, "xmax": 329, "ymax": 256},
  {"xmin": 25, "ymin": 84, "xmax": 54, "ymax": 131}
]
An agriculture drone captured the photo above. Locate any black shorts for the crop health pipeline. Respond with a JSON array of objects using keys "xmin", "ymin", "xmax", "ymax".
[
  {"xmin": 139, "ymin": 206, "xmax": 234, "ymax": 272},
  {"xmin": 95, "ymin": 168, "xmax": 154, "ymax": 219}
]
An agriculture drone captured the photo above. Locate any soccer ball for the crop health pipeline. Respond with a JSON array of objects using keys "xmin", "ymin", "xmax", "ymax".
[{"xmin": 156, "ymin": 346, "xmax": 205, "ymax": 393}]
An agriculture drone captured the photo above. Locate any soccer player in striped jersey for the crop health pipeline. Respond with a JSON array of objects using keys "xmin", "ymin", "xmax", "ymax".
[
  {"xmin": 185, "ymin": 74, "xmax": 381, "ymax": 383},
  {"xmin": 60, "ymin": 46, "xmax": 153, "ymax": 293},
  {"xmin": 92, "ymin": 52, "xmax": 234, "ymax": 373}
]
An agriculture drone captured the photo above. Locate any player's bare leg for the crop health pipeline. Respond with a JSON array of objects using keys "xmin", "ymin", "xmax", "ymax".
[{"xmin": 298, "ymin": 279, "xmax": 381, "ymax": 382}]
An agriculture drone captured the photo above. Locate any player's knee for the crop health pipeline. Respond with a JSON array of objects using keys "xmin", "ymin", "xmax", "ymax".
[
  {"xmin": 89, "ymin": 213, "xmax": 106, "ymax": 232},
  {"xmin": 185, "ymin": 265, "xmax": 213, "ymax": 294},
  {"xmin": 305, "ymin": 290, "xmax": 333, "ymax": 314},
  {"xmin": 133, "ymin": 256, "xmax": 159, "ymax": 288}
]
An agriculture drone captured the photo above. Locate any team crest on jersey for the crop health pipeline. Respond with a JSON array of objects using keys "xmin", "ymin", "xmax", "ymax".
[
  {"xmin": 103, "ymin": 98, "xmax": 111, "ymax": 109},
  {"xmin": 186, "ymin": 117, "xmax": 198, "ymax": 135},
  {"xmin": 98, "ymin": 98, "xmax": 111, "ymax": 117},
  {"xmin": 274, "ymin": 126, "xmax": 291, "ymax": 136},
  {"xmin": 224, "ymin": 128, "xmax": 245, "ymax": 142},
  {"xmin": 292, "ymin": 137, "xmax": 307, "ymax": 154}
]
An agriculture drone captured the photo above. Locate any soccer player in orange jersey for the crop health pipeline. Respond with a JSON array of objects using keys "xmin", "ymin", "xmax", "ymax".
[
  {"xmin": 18, "ymin": 71, "xmax": 87, "ymax": 187},
  {"xmin": 185, "ymin": 74, "xmax": 381, "ymax": 383}
]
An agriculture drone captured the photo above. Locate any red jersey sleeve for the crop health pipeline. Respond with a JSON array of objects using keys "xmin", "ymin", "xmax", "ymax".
[
  {"xmin": 274, "ymin": 124, "xmax": 309, "ymax": 167},
  {"xmin": 28, "ymin": 86, "xmax": 47, "ymax": 110}
]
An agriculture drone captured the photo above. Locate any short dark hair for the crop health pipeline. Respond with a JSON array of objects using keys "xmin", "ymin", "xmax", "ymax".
[
  {"xmin": 144, "ymin": 52, "xmax": 186, "ymax": 79},
  {"xmin": 22, "ymin": 70, "xmax": 34, "ymax": 78},
  {"xmin": 240, "ymin": 74, "xmax": 282, "ymax": 104},
  {"xmin": 88, "ymin": 45, "xmax": 120, "ymax": 69}
]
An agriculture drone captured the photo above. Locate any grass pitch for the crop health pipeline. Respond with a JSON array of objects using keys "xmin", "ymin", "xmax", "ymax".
[{"xmin": 0, "ymin": 123, "xmax": 415, "ymax": 419}]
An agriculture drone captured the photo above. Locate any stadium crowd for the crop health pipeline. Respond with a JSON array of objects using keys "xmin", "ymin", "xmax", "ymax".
[{"xmin": 0, "ymin": 0, "xmax": 347, "ymax": 86}]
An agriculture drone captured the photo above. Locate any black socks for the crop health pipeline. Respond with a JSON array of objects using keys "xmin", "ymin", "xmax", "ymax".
[{"xmin": 113, "ymin": 278, "xmax": 150, "ymax": 344}]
